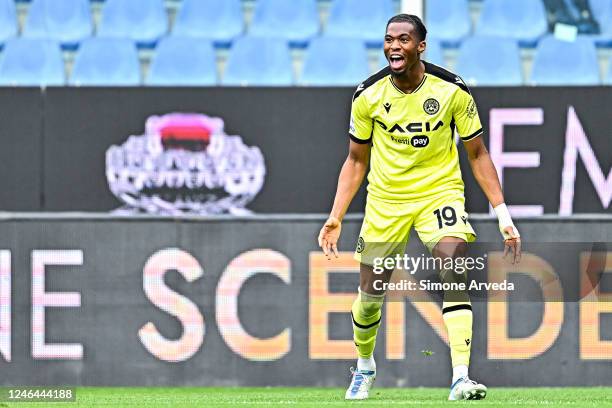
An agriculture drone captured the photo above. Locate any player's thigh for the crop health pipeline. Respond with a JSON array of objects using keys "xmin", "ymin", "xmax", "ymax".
[
  {"xmin": 432, "ymin": 236, "xmax": 468, "ymax": 261},
  {"xmin": 354, "ymin": 197, "xmax": 413, "ymax": 267},
  {"xmin": 433, "ymin": 236, "xmax": 469, "ymax": 287},
  {"xmin": 413, "ymin": 192, "xmax": 476, "ymax": 253}
]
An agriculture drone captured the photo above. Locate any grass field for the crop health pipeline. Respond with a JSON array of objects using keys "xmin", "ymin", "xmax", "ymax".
[{"xmin": 2, "ymin": 387, "xmax": 612, "ymax": 408}]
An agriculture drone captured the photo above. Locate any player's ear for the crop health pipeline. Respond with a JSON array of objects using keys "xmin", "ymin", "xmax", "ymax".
[{"xmin": 418, "ymin": 40, "xmax": 426, "ymax": 55}]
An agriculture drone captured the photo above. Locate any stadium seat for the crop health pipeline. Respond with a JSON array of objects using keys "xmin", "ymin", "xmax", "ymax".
[
  {"xmin": 530, "ymin": 36, "xmax": 599, "ymax": 85},
  {"xmin": 585, "ymin": 0, "xmax": 612, "ymax": 47},
  {"xmin": 70, "ymin": 38, "xmax": 141, "ymax": 86},
  {"xmin": 425, "ymin": 0, "xmax": 471, "ymax": 47},
  {"xmin": 377, "ymin": 38, "xmax": 445, "ymax": 70},
  {"xmin": 222, "ymin": 36, "xmax": 293, "ymax": 86},
  {"xmin": 250, "ymin": 0, "xmax": 319, "ymax": 47},
  {"xmin": 422, "ymin": 38, "xmax": 444, "ymax": 67},
  {"xmin": 476, "ymin": 0, "xmax": 548, "ymax": 47},
  {"xmin": 325, "ymin": 0, "xmax": 394, "ymax": 47},
  {"xmin": 98, "ymin": 0, "xmax": 167, "ymax": 47},
  {"xmin": 455, "ymin": 36, "xmax": 522, "ymax": 86},
  {"xmin": 378, "ymin": 50, "xmax": 387, "ymax": 70},
  {"xmin": 300, "ymin": 36, "xmax": 368, "ymax": 86},
  {"xmin": 0, "ymin": 0, "xmax": 17, "ymax": 47},
  {"xmin": 172, "ymin": 0, "xmax": 243, "ymax": 47},
  {"xmin": 146, "ymin": 37, "xmax": 217, "ymax": 86},
  {"xmin": 23, "ymin": 0, "xmax": 92, "ymax": 49},
  {"xmin": 0, "ymin": 38, "xmax": 64, "ymax": 86}
]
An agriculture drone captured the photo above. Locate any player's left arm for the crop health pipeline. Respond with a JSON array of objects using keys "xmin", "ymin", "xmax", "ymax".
[
  {"xmin": 462, "ymin": 139, "xmax": 519, "ymax": 261},
  {"xmin": 455, "ymin": 89, "xmax": 521, "ymax": 263},
  {"xmin": 463, "ymin": 137, "xmax": 503, "ymax": 210}
]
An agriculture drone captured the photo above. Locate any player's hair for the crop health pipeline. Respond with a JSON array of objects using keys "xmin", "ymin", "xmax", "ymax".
[{"xmin": 386, "ymin": 14, "xmax": 427, "ymax": 41}]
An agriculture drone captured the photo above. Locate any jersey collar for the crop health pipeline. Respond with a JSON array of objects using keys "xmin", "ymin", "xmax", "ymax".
[{"xmin": 389, "ymin": 74, "xmax": 427, "ymax": 95}]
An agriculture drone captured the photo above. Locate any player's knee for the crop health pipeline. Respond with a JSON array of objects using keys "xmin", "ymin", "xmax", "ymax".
[
  {"xmin": 360, "ymin": 263, "xmax": 392, "ymax": 296},
  {"xmin": 432, "ymin": 238, "xmax": 468, "ymax": 260},
  {"xmin": 440, "ymin": 267, "xmax": 467, "ymax": 284}
]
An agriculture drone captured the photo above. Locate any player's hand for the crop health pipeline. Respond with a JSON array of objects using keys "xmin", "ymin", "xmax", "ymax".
[
  {"xmin": 502, "ymin": 226, "xmax": 521, "ymax": 264},
  {"xmin": 318, "ymin": 216, "xmax": 342, "ymax": 259}
]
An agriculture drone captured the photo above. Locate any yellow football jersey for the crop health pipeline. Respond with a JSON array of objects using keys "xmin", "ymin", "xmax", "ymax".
[{"xmin": 349, "ymin": 61, "xmax": 482, "ymax": 202}]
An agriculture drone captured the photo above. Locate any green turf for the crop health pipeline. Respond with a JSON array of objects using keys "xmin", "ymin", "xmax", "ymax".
[{"xmin": 2, "ymin": 387, "xmax": 612, "ymax": 408}]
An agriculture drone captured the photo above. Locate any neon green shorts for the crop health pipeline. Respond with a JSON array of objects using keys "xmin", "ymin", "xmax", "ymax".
[{"xmin": 354, "ymin": 191, "xmax": 476, "ymax": 264}]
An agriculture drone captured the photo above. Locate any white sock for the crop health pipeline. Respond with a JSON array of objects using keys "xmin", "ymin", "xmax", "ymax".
[
  {"xmin": 452, "ymin": 365, "xmax": 469, "ymax": 384},
  {"xmin": 357, "ymin": 357, "xmax": 376, "ymax": 372}
]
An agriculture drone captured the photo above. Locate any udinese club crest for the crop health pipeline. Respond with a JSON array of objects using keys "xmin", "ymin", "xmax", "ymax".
[
  {"xmin": 356, "ymin": 237, "xmax": 365, "ymax": 253},
  {"xmin": 423, "ymin": 98, "xmax": 440, "ymax": 115}
]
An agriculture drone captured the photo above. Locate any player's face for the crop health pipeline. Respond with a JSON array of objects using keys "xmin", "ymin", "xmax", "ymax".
[{"xmin": 384, "ymin": 22, "xmax": 426, "ymax": 76}]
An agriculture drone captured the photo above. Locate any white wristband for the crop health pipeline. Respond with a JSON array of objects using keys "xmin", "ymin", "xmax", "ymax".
[{"xmin": 493, "ymin": 203, "xmax": 520, "ymax": 239}]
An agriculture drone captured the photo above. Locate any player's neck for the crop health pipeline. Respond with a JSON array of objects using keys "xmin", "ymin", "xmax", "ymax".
[{"xmin": 391, "ymin": 60, "xmax": 425, "ymax": 94}]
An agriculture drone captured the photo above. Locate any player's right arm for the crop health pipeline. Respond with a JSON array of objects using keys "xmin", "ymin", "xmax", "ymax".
[
  {"xmin": 452, "ymin": 86, "xmax": 521, "ymax": 263},
  {"xmin": 318, "ymin": 140, "xmax": 370, "ymax": 259},
  {"xmin": 319, "ymin": 85, "xmax": 373, "ymax": 259}
]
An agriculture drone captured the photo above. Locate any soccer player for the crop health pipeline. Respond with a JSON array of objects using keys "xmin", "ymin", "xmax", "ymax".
[{"xmin": 317, "ymin": 14, "xmax": 521, "ymax": 401}]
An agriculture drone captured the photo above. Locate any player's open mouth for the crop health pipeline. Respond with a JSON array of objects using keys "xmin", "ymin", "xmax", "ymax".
[{"xmin": 389, "ymin": 54, "xmax": 405, "ymax": 70}]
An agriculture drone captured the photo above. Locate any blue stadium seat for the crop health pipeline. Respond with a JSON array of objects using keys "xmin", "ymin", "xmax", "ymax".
[
  {"xmin": 422, "ymin": 38, "xmax": 444, "ymax": 67},
  {"xmin": 377, "ymin": 38, "xmax": 445, "ymax": 70},
  {"xmin": 172, "ymin": 0, "xmax": 243, "ymax": 47},
  {"xmin": 426, "ymin": 0, "xmax": 470, "ymax": 47},
  {"xmin": 325, "ymin": 0, "xmax": 394, "ymax": 47},
  {"xmin": 0, "ymin": 38, "xmax": 64, "ymax": 86},
  {"xmin": 23, "ymin": 0, "xmax": 92, "ymax": 49},
  {"xmin": 476, "ymin": 0, "xmax": 547, "ymax": 47},
  {"xmin": 98, "ymin": 0, "xmax": 167, "ymax": 47},
  {"xmin": 0, "ymin": 0, "xmax": 17, "ymax": 47},
  {"xmin": 378, "ymin": 50, "xmax": 387, "ymax": 70},
  {"xmin": 586, "ymin": 0, "xmax": 612, "ymax": 47},
  {"xmin": 146, "ymin": 37, "xmax": 217, "ymax": 86},
  {"xmin": 300, "ymin": 36, "xmax": 368, "ymax": 86},
  {"xmin": 250, "ymin": 0, "xmax": 319, "ymax": 47},
  {"xmin": 530, "ymin": 36, "xmax": 599, "ymax": 85},
  {"xmin": 455, "ymin": 36, "xmax": 522, "ymax": 86},
  {"xmin": 70, "ymin": 38, "xmax": 140, "ymax": 86},
  {"xmin": 222, "ymin": 36, "xmax": 293, "ymax": 86}
]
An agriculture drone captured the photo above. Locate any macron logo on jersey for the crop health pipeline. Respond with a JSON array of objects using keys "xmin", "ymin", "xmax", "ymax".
[
  {"xmin": 353, "ymin": 83, "xmax": 365, "ymax": 100},
  {"xmin": 454, "ymin": 76, "xmax": 470, "ymax": 92}
]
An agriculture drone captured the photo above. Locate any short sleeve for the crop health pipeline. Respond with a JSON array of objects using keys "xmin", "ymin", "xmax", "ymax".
[
  {"xmin": 348, "ymin": 86, "xmax": 372, "ymax": 144},
  {"xmin": 453, "ymin": 88, "xmax": 483, "ymax": 142}
]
